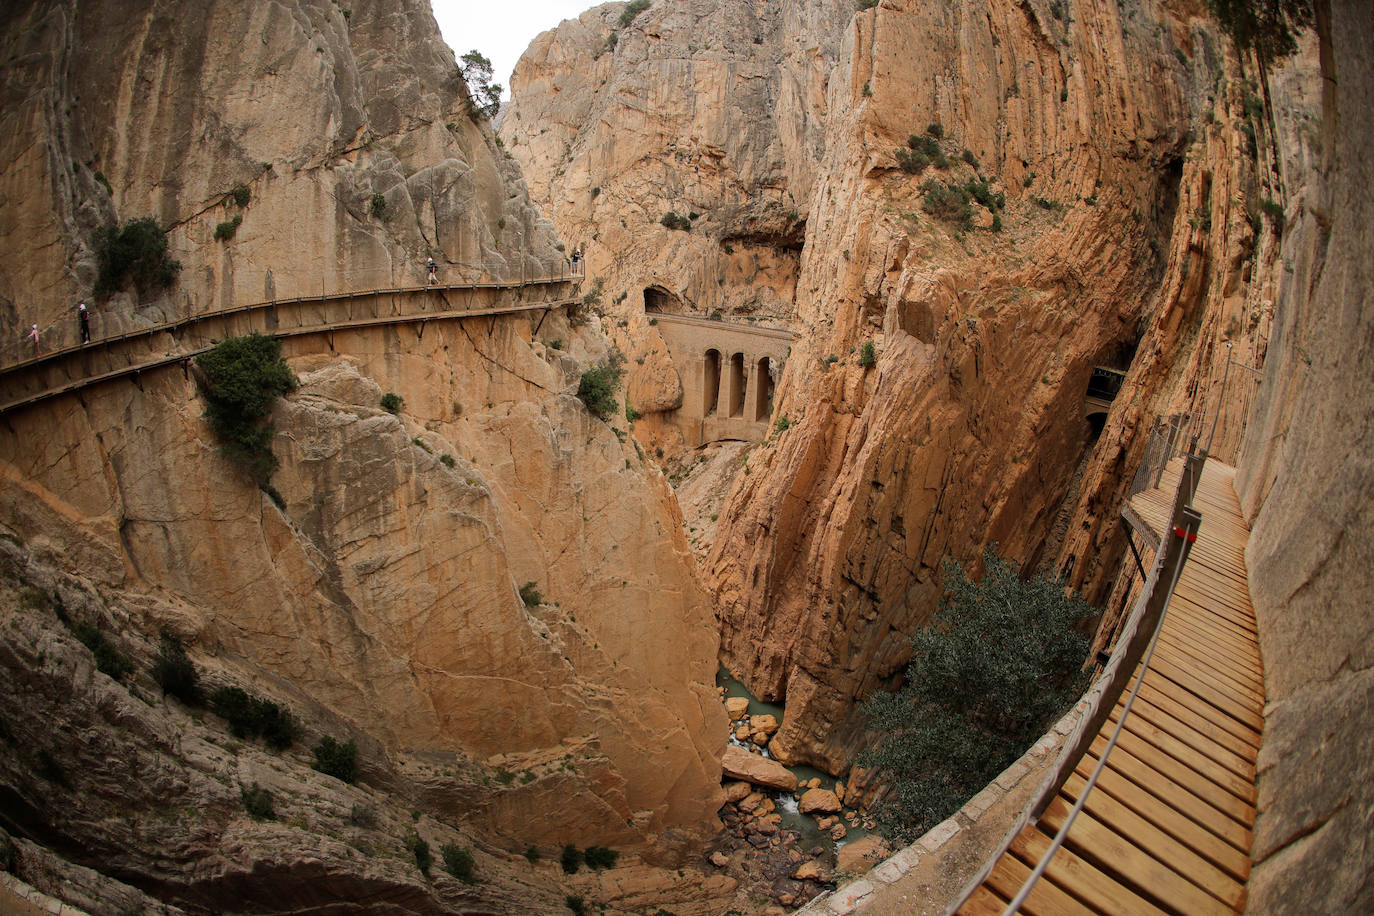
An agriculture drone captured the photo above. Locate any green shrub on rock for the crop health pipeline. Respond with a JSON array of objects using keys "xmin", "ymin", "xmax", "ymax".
[
  {"xmin": 859, "ymin": 550, "xmax": 1094, "ymax": 843},
  {"xmin": 93, "ymin": 217, "xmax": 181, "ymax": 298},
  {"xmin": 920, "ymin": 179, "xmax": 974, "ymax": 231},
  {"xmin": 406, "ymin": 834, "xmax": 432, "ymax": 876},
  {"xmin": 241, "ymin": 782, "xmax": 275, "ymax": 820},
  {"xmin": 577, "ymin": 363, "xmax": 623, "ymax": 420},
  {"xmin": 441, "ymin": 844, "xmax": 477, "ymax": 884},
  {"xmin": 584, "ymin": 845, "xmax": 619, "ymax": 869},
  {"xmin": 196, "ymin": 334, "xmax": 297, "ymax": 484},
  {"xmin": 210, "ymin": 687, "xmax": 297, "ymax": 750},
  {"xmin": 313, "ymin": 736, "xmax": 359, "ymax": 783},
  {"xmin": 151, "ymin": 631, "xmax": 203, "ymax": 706}
]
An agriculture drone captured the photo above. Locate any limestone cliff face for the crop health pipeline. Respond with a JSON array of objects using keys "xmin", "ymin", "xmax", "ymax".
[
  {"xmin": 705, "ymin": 0, "xmax": 1235, "ymax": 772},
  {"xmin": 501, "ymin": 0, "xmax": 852, "ymax": 448},
  {"xmin": 0, "ymin": 0, "xmax": 559, "ymax": 356},
  {"xmin": 1230, "ymin": 1, "xmax": 1374, "ymax": 909},
  {"xmin": 0, "ymin": 0, "xmax": 727, "ymax": 906},
  {"xmin": 506, "ymin": 0, "xmax": 1302, "ymax": 773},
  {"xmin": 502, "ymin": 0, "xmax": 848, "ymax": 318},
  {"xmin": 0, "ymin": 538, "xmax": 738, "ymax": 915},
  {"xmin": 0, "ymin": 312, "xmax": 725, "ymax": 867}
]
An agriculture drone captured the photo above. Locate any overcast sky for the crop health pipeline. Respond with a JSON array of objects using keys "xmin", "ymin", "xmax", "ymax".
[{"xmin": 431, "ymin": 1, "xmax": 597, "ymax": 100}]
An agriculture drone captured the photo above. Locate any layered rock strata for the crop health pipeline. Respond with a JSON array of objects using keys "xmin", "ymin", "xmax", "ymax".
[
  {"xmin": 505, "ymin": 0, "xmax": 1306, "ymax": 777},
  {"xmin": 0, "ymin": 0, "xmax": 728, "ymax": 909},
  {"xmin": 705, "ymin": 0, "xmax": 1262, "ymax": 771},
  {"xmin": 501, "ymin": 0, "xmax": 852, "ymax": 452},
  {"xmin": 0, "ymin": 0, "xmax": 559, "ymax": 358}
]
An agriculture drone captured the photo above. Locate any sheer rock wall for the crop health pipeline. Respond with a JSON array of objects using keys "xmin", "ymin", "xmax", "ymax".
[
  {"xmin": 1232, "ymin": 1, "xmax": 1374, "ymax": 910},
  {"xmin": 504, "ymin": 0, "xmax": 1305, "ymax": 775},
  {"xmin": 0, "ymin": 0, "xmax": 560, "ymax": 357},
  {"xmin": 0, "ymin": 0, "xmax": 727, "ymax": 905}
]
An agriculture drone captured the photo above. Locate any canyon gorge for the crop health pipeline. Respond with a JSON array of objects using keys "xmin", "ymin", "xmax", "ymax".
[{"xmin": 1, "ymin": 0, "xmax": 1370, "ymax": 914}]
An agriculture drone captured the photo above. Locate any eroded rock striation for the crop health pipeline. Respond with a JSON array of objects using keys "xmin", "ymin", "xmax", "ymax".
[
  {"xmin": 0, "ymin": 0, "xmax": 728, "ymax": 910},
  {"xmin": 505, "ymin": 0, "xmax": 1317, "ymax": 778}
]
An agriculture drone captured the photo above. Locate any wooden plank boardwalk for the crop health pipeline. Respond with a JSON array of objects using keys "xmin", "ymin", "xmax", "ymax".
[
  {"xmin": 958, "ymin": 460, "xmax": 1264, "ymax": 915},
  {"xmin": 0, "ymin": 279, "xmax": 578, "ymax": 416}
]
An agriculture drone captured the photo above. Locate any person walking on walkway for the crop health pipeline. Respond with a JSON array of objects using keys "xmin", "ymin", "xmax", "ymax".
[
  {"xmin": 77, "ymin": 302, "xmax": 90, "ymax": 343},
  {"xmin": 427, "ymin": 257, "xmax": 438, "ymax": 286},
  {"xmin": 26, "ymin": 323, "xmax": 39, "ymax": 355}
]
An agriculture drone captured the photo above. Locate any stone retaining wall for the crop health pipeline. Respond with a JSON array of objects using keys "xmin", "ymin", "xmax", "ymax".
[{"xmin": 0, "ymin": 873, "xmax": 93, "ymax": 916}]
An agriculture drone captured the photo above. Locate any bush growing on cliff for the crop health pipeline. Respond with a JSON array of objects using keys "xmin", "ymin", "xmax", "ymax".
[
  {"xmin": 93, "ymin": 217, "xmax": 181, "ymax": 298},
  {"xmin": 920, "ymin": 180, "xmax": 974, "ymax": 231},
  {"xmin": 211, "ymin": 687, "xmax": 297, "ymax": 750},
  {"xmin": 213, "ymin": 215, "xmax": 242, "ymax": 241},
  {"xmin": 458, "ymin": 49, "xmax": 503, "ymax": 118},
  {"xmin": 858, "ymin": 340, "xmax": 877, "ymax": 369},
  {"xmin": 584, "ymin": 845, "xmax": 619, "ymax": 869},
  {"xmin": 56, "ymin": 606, "xmax": 133, "ymax": 682},
  {"xmin": 896, "ymin": 147, "xmax": 930, "ymax": 175},
  {"xmin": 196, "ymin": 334, "xmax": 297, "ymax": 485},
  {"xmin": 1206, "ymin": 0, "xmax": 1312, "ymax": 61},
  {"xmin": 441, "ymin": 844, "xmax": 477, "ymax": 884},
  {"xmin": 313, "ymin": 736, "xmax": 359, "ymax": 784},
  {"xmin": 561, "ymin": 843, "xmax": 583, "ymax": 874},
  {"xmin": 619, "ymin": 0, "xmax": 651, "ymax": 28},
  {"xmin": 859, "ymin": 550, "xmax": 1094, "ymax": 843},
  {"xmin": 406, "ymin": 834, "xmax": 432, "ymax": 877},
  {"xmin": 1259, "ymin": 197, "xmax": 1286, "ymax": 233},
  {"xmin": 519, "ymin": 582, "xmax": 543, "ymax": 608},
  {"xmin": 151, "ymin": 630, "xmax": 204, "ymax": 705},
  {"xmin": 577, "ymin": 362, "xmax": 623, "ymax": 420},
  {"xmin": 381, "ymin": 392, "xmax": 403, "ymax": 413},
  {"xmin": 660, "ymin": 211, "xmax": 691, "ymax": 231},
  {"xmin": 241, "ymin": 783, "xmax": 275, "ymax": 820}
]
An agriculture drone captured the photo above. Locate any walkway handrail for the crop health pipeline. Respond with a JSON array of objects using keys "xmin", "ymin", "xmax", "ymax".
[
  {"xmin": 1000, "ymin": 506, "xmax": 1201, "ymax": 915},
  {"xmin": 944, "ymin": 448, "xmax": 1208, "ymax": 915},
  {"xmin": 649, "ymin": 311, "xmax": 795, "ymax": 340},
  {"xmin": 3, "ymin": 272, "xmax": 581, "ymax": 375},
  {"xmin": 0, "ymin": 283, "xmax": 581, "ymax": 416}
]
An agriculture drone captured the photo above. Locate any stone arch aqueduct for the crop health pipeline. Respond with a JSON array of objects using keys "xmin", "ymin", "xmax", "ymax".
[{"xmin": 647, "ymin": 309, "xmax": 794, "ymax": 447}]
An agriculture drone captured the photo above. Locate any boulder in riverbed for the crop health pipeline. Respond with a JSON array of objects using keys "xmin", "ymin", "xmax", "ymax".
[
  {"xmin": 722, "ymin": 745, "xmax": 798, "ymax": 792},
  {"xmin": 799, "ymin": 788, "xmax": 842, "ymax": 815}
]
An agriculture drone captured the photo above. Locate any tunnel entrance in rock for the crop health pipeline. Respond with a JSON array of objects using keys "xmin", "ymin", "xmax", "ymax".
[{"xmin": 644, "ymin": 286, "xmax": 682, "ymax": 314}]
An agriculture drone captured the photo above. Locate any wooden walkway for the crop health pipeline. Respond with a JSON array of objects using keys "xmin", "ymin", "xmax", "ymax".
[
  {"xmin": 0, "ymin": 277, "xmax": 579, "ymax": 416},
  {"xmin": 958, "ymin": 460, "xmax": 1264, "ymax": 915}
]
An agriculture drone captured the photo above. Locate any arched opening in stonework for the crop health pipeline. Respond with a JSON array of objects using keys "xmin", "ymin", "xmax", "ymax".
[
  {"xmin": 644, "ymin": 286, "xmax": 682, "ymax": 314},
  {"xmin": 728, "ymin": 352, "xmax": 746, "ymax": 417},
  {"xmin": 753, "ymin": 356, "xmax": 775, "ymax": 422},
  {"xmin": 704, "ymin": 349, "xmax": 721, "ymax": 415},
  {"xmin": 1086, "ymin": 411, "xmax": 1109, "ymax": 438}
]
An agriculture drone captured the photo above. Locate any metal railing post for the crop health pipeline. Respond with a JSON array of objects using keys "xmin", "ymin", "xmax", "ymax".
[
  {"xmin": 943, "ymin": 462, "xmax": 1206, "ymax": 916},
  {"xmin": 1000, "ymin": 508, "xmax": 1200, "ymax": 916}
]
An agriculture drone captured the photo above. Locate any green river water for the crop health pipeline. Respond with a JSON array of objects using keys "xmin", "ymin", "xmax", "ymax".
[{"xmin": 716, "ymin": 665, "xmax": 870, "ymax": 854}]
